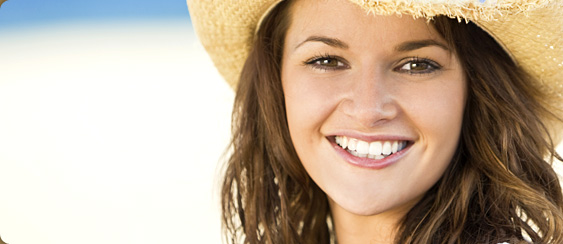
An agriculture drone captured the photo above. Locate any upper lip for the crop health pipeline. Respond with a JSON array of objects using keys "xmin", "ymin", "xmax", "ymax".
[{"xmin": 327, "ymin": 131, "xmax": 416, "ymax": 143}]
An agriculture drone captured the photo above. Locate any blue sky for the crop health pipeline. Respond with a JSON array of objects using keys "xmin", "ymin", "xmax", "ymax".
[{"xmin": 0, "ymin": 0, "xmax": 190, "ymax": 29}]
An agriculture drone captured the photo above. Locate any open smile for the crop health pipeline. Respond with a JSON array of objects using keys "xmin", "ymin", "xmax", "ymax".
[
  {"xmin": 329, "ymin": 135, "xmax": 413, "ymax": 169},
  {"xmin": 335, "ymin": 135, "xmax": 409, "ymax": 159}
]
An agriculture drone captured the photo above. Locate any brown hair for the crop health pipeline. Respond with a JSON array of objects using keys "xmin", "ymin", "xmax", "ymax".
[{"xmin": 221, "ymin": 1, "xmax": 563, "ymax": 243}]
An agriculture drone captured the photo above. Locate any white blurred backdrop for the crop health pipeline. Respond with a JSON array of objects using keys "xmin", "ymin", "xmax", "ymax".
[{"xmin": 0, "ymin": 19, "xmax": 231, "ymax": 244}]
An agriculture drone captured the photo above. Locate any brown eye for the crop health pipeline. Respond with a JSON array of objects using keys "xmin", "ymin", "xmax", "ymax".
[
  {"xmin": 316, "ymin": 58, "xmax": 340, "ymax": 67},
  {"xmin": 395, "ymin": 58, "xmax": 441, "ymax": 74},
  {"xmin": 305, "ymin": 55, "xmax": 349, "ymax": 71},
  {"xmin": 402, "ymin": 62, "xmax": 429, "ymax": 71}
]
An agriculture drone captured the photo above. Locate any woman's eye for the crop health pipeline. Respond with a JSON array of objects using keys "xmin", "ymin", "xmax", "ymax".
[
  {"xmin": 305, "ymin": 56, "xmax": 348, "ymax": 71},
  {"xmin": 395, "ymin": 58, "xmax": 441, "ymax": 74}
]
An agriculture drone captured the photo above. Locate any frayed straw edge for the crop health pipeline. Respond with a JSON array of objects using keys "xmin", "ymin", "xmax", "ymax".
[{"xmin": 350, "ymin": 0, "xmax": 551, "ymax": 21}]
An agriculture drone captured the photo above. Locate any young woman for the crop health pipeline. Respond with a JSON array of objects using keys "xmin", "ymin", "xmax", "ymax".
[{"xmin": 188, "ymin": 0, "xmax": 563, "ymax": 243}]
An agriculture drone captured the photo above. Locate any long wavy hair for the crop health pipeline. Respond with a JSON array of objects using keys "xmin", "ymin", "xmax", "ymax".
[{"xmin": 221, "ymin": 0, "xmax": 563, "ymax": 243}]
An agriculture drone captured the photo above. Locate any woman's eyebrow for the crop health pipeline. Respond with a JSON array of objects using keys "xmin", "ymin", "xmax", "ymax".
[
  {"xmin": 394, "ymin": 39, "xmax": 449, "ymax": 52},
  {"xmin": 294, "ymin": 36, "xmax": 349, "ymax": 50},
  {"xmin": 294, "ymin": 36, "xmax": 448, "ymax": 52}
]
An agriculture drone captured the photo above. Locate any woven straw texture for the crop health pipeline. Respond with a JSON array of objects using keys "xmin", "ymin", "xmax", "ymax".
[
  {"xmin": 187, "ymin": 0, "xmax": 279, "ymax": 89},
  {"xmin": 187, "ymin": 0, "xmax": 563, "ymax": 136}
]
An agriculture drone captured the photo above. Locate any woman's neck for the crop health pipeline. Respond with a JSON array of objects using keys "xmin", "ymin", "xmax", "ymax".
[{"xmin": 329, "ymin": 197, "xmax": 420, "ymax": 244}]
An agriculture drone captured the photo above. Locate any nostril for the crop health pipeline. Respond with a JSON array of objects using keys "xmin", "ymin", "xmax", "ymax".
[{"xmin": 338, "ymin": 96, "xmax": 399, "ymax": 128}]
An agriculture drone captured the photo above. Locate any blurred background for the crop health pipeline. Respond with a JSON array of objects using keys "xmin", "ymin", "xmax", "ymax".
[{"xmin": 0, "ymin": 0, "xmax": 231, "ymax": 243}]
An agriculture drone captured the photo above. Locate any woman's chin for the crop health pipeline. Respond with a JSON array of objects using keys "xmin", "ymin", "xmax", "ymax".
[
  {"xmin": 328, "ymin": 193, "xmax": 423, "ymax": 219},
  {"xmin": 329, "ymin": 196, "xmax": 389, "ymax": 216}
]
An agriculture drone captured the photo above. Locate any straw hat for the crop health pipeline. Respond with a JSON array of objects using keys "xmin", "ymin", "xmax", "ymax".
[{"xmin": 187, "ymin": 0, "xmax": 563, "ymax": 139}]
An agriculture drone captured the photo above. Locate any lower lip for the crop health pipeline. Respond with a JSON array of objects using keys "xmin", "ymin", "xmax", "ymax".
[{"xmin": 330, "ymin": 139, "xmax": 410, "ymax": 170}]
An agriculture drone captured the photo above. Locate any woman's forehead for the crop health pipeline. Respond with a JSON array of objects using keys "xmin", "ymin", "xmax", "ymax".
[{"xmin": 286, "ymin": 0, "xmax": 445, "ymax": 51}]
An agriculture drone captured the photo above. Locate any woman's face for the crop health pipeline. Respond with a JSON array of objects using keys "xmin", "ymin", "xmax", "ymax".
[{"xmin": 281, "ymin": 0, "xmax": 466, "ymax": 218}]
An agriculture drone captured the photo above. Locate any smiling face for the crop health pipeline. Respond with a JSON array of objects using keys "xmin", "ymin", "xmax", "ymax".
[{"xmin": 281, "ymin": 0, "xmax": 466, "ymax": 222}]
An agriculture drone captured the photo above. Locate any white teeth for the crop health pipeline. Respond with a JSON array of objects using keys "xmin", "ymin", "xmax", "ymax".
[
  {"xmin": 382, "ymin": 141, "xmax": 392, "ymax": 155},
  {"xmin": 341, "ymin": 136, "xmax": 348, "ymax": 148},
  {"xmin": 348, "ymin": 138, "xmax": 357, "ymax": 151},
  {"xmin": 356, "ymin": 141, "xmax": 369, "ymax": 155},
  {"xmin": 334, "ymin": 136, "xmax": 409, "ymax": 159},
  {"xmin": 369, "ymin": 141, "xmax": 382, "ymax": 156}
]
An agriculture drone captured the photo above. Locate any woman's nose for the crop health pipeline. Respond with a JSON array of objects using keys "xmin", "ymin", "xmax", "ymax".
[{"xmin": 340, "ymin": 70, "xmax": 399, "ymax": 128}]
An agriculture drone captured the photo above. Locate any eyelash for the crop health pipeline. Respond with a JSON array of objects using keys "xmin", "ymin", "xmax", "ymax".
[
  {"xmin": 394, "ymin": 57, "xmax": 442, "ymax": 75},
  {"xmin": 303, "ymin": 55, "xmax": 442, "ymax": 75},
  {"xmin": 303, "ymin": 54, "xmax": 349, "ymax": 71}
]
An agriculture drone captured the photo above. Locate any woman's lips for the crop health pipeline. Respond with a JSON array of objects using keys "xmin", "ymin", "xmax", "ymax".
[{"xmin": 329, "ymin": 135, "xmax": 412, "ymax": 169}]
